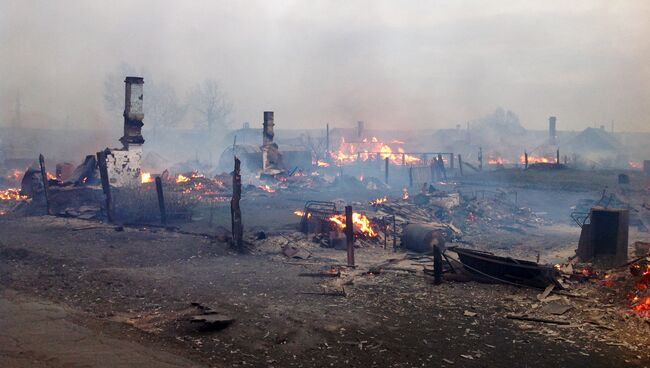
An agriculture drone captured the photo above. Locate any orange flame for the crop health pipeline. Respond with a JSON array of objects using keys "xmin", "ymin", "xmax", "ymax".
[
  {"xmin": 0, "ymin": 188, "xmax": 29, "ymax": 201},
  {"xmin": 629, "ymin": 161, "xmax": 642, "ymax": 169},
  {"xmin": 176, "ymin": 174, "xmax": 190, "ymax": 183},
  {"xmin": 370, "ymin": 196, "xmax": 387, "ymax": 205},
  {"xmin": 6, "ymin": 170, "xmax": 22, "ymax": 182},
  {"xmin": 140, "ymin": 172, "xmax": 154, "ymax": 183},
  {"xmin": 328, "ymin": 212, "xmax": 377, "ymax": 237},
  {"xmin": 257, "ymin": 184, "xmax": 275, "ymax": 193},
  {"xmin": 488, "ymin": 157, "xmax": 509, "ymax": 165},
  {"xmin": 316, "ymin": 160, "xmax": 330, "ymax": 167},
  {"xmin": 520, "ymin": 154, "xmax": 554, "ymax": 164},
  {"xmin": 402, "ymin": 188, "xmax": 409, "ymax": 200},
  {"xmin": 331, "ymin": 137, "xmax": 422, "ymax": 165},
  {"xmin": 293, "ymin": 210, "xmax": 312, "ymax": 219}
]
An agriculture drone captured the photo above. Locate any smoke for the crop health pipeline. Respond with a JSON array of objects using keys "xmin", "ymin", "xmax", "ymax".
[{"xmin": 1, "ymin": 1, "xmax": 649, "ymax": 132}]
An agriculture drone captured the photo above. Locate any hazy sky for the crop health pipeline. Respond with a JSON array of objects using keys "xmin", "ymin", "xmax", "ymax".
[{"xmin": 1, "ymin": 0, "xmax": 649, "ymax": 131}]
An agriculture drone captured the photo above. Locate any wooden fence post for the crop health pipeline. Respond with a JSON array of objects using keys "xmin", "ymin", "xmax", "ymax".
[
  {"xmin": 231, "ymin": 157, "xmax": 243, "ymax": 252},
  {"xmin": 155, "ymin": 176, "xmax": 167, "ymax": 226},
  {"xmin": 38, "ymin": 154, "xmax": 51, "ymax": 215},
  {"xmin": 96, "ymin": 151, "xmax": 113, "ymax": 223},
  {"xmin": 345, "ymin": 205, "xmax": 355, "ymax": 267}
]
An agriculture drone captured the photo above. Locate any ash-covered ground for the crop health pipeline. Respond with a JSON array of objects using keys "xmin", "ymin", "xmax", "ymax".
[{"xmin": 1, "ymin": 168, "xmax": 649, "ymax": 368}]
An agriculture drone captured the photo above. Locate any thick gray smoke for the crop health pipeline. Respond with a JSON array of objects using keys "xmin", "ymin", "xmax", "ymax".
[{"xmin": 1, "ymin": 1, "xmax": 649, "ymax": 132}]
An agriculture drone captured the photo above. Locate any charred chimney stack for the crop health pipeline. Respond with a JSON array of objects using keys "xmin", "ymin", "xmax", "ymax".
[
  {"xmin": 262, "ymin": 111, "xmax": 282, "ymax": 173},
  {"xmin": 120, "ymin": 77, "xmax": 145, "ymax": 148},
  {"xmin": 549, "ymin": 116, "xmax": 557, "ymax": 145}
]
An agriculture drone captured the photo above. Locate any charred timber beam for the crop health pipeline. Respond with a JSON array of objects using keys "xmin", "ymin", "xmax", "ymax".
[
  {"xmin": 96, "ymin": 150, "xmax": 113, "ymax": 223},
  {"xmin": 38, "ymin": 154, "xmax": 51, "ymax": 215},
  {"xmin": 524, "ymin": 152, "xmax": 529, "ymax": 169},
  {"xmin": 345, "ymin": 205, "xmax": 355, "ymax": 267},
  {"xmin": 326, "ymin": 123, "xmax": 330, "ymax": 161},
  {"xmin": 385, "ymin": 157, "xmax": 389, "ymax": 184},
  {"xmin": 155, "ymin": 176, "xmax": 167, "ymax": 226},
  {"xmin": 437, "ymin": 154, "xmax": 447, "ymax": 180},
  {"xmin": 458, "ymin": 154, "xmax": 463, "ymax": 176},
  {"xmin": 231, "ymin": 157, "xmax": 244, "ymax": 252}
]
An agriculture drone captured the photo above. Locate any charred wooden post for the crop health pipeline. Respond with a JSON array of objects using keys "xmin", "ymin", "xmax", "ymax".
[
  {"xmin": 392, "ymin": 215, "xmax": 397, "ymax": 252},
  {"xmin": 556, "ymin": 149, "xmax": 560, "ymax": 165},
  {"xmin": 96, "ymin": 151, "xmax": 114, "ymax": 223},
  {"xmin": 524, "ymin": 152, "xmax": 529, "ymax": 169},
  {"xmin": 345, "ymin": 205, "xmax": 355, "ymax": 267},
  {"xmin": 401, "ymin": 224, "xmax": 445, "ymax": 285},
  {"xmin": 408, "ymin": 166, "xmax": 413, "ymax": 187},
  {"xmin": 38, "ymin": 154, "xmax": 51, "ymax": 215},
  {"xmin": 385, "ymin": 157, "xmax": 389, "ymax": 184},
  {"xmin": 478, "ymin": 147, "xmax": 483, "ymax": 171},
  {"xmin": 231, "ymin": 157, "xmax": 244, "ymax": 252},
  {"xmin": 433, "ymin": 245, "xmax": 443, "ymax": 285},
  {"xmin": 458, "ymin": 154, "xmax": 463, "ymax": 176},
  {"xmin": 325, "ymin": 123, "xmax": 330, "ymax": 161},
  {"xmin": 155, "ymin": 176, "xmax": 167, "ymax": 226},
  {"xmin": 549, "ymin": 116, "xmax": 557, "ymax": 145},
  {"xmin": 402, "ymin": 153, "xmax": 406, "ymax": 166},
  {"xmin": 437, "ymin": 153, "xmax": 447, "ymax": 180},
  {"xmin": 449, "ymin": 153, "xmax": 454, "ymax": 169}
]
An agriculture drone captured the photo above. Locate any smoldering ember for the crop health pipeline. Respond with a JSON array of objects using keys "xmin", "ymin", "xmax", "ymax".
[{"xmin": 1, "ymin": 3, "xmax": 650, "ymax": 368}]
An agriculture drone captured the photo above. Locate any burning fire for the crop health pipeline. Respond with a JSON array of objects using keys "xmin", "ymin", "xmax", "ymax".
[
  {"xmin": 627, "ymin": 262, "xmax": 650, "ymax": 315},
  {"xmin": 520, "ymin": 154, "xmax": 554, "ymax": 164},
  {"xmin": 402, "ymin": 188, "xmax": 409, "ymax": 200},
  {"xmin": 6, "ymin": 170, "xmax": 22, "ymax": 182},
  {"xmin": 140, "ymin": 172, "xmax": 153, "ymax": 184},
  {"xmin": 316, "ymin": 160, "xmax": 330, "ymax": 167},
  {"xmin": 331, "ymin": 137, "xmax": 421, "ymax": 165},
  {"xmin": 46, "ymin": 172, "xmax": 57, "ymax": 181},
  {"xmin": 0, "ymin": 188, "xmax": 29, "ymax": 201},
  {"xmin": 176, "ymin": 174, "xmax": 190, "ymax": 183},
  {"xmin": 629, "ymin": 161, "xmax": 642, "ymax": 169},
  {"xmin": 488, "ymin": 157, "xmax": 509, "ymax": 165},
  {"xmin": 370, "ymin": 196, "xmax": 387, "ymax": 205},
  {"xmin": 328, "ymin": 212, "xmax": 377, "ymax": 237},
  {"xmin": 293, "ymin": 210, "xmax": 312, "ymax": 219},
  {"xmin": 257, "ymin": 184, "xmax": 275, "ymax": 193}
]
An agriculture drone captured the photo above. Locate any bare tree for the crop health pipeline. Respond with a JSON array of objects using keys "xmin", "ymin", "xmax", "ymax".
[
  {"xmin": 302, "ymin": 133, "xmax": 327, "ymax": 162},
  {"xmin": 103, "ymin": 62, "xmax": 138, "ymax": 116},
  {"xmin": 147, "ymin": 82, "xmax": 187, "ymax": 139},
  {"xmin": 189, "ymin": 79, "xmax": 232, "ymax": 134},
  {"xmin": 103, "ymin": 63, "xmax": 186, "ymax": 141}
]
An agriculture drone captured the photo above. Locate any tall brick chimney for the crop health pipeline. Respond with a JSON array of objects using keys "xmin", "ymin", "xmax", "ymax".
[
  {"xmin": 120, "ymin": 77, "xmax": 145, "ymax": 148},
  {"xmin": 549, "ymin": 116, "xmax": 557, "ymax": 145}
]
